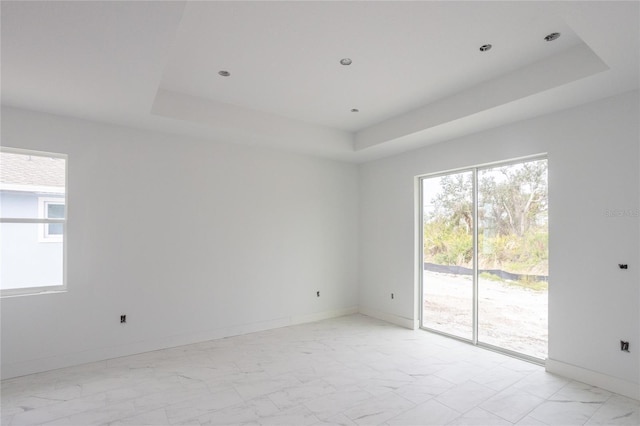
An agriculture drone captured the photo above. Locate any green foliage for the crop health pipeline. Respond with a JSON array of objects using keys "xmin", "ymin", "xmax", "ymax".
[
  {"xmin": 479, "ymin": 272, "xmax": 502, "ymax": 282},
  {"xmin": 425, "ymin": 222, "xmax": 548, "ymax": 274},
  {"xmin": 479, "ymin": 272, "xmax": 548, "ymax": 291},
  {"xmin": 481, "ymin": 229, "xmax": 548, "ymax": 274},
  {"xmin": 424, "ymin": 221, "xmax": 472, "ymax": 265},
  {"xmin": 423, "ymin": 160, "xmax": 548, "ymax": 275},
  {"xmin": 508, "ymin": 278, "xmax": 548, "ymax": 292}
]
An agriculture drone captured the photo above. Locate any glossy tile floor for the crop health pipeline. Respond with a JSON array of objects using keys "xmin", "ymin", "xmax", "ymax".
[{"xmin": 1, "ymin": 315, "xmax": 638, "ymax": 426}]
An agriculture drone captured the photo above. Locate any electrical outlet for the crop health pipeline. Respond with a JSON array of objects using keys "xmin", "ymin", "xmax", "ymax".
[
  {"xmin": 620, "ymin": 340, "xmax": 630, "ymax": 352},
  {"xmin": 391, "ymin": 293, "xmax": 394, "ymax": 299},
  {"xmin": 316, "ymin": 291, "xmax": 320, "ymax": 297},
  {"xmin": 120, "ymin": 314, "xmax": 127, "ymax": 324}
]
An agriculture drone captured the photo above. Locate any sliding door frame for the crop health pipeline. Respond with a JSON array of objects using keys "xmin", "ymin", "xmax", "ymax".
[{"xmin": 418, "ymin": 154, "xmax": 547, "ymax": 365}]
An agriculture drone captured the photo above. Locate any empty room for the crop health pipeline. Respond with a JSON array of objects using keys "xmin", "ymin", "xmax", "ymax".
[{"xmin": 1, "ymin": 1, "xmax": 639, "ymax": 425}]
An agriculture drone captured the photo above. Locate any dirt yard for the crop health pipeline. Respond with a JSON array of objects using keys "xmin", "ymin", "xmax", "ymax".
[{"xmin": 422, "ymin": 270, "xmax": 548, "ymax": 359}]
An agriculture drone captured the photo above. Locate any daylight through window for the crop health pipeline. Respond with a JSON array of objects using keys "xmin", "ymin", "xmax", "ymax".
[{"xmin": 0, "ymin": 148, "xmax": 67, "ymax": 296}]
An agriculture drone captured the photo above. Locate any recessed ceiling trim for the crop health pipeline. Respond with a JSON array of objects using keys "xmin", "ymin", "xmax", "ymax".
[
  {"xmin": 355, "ymin": 42, "xmax": 609, "ymax": 151},
  {"xmin": 151, "ymin": 89, "xmax": 354, "ymax": 155}
]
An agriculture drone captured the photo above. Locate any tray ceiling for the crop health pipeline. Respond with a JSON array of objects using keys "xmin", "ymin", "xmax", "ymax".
[{"xmin": 2, "ymin": 1, "xmax": 638, "ymax": 162}]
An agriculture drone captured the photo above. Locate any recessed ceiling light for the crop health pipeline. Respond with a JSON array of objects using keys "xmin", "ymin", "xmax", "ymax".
[
  {"xmin": 340, "ymin": 58, "xmax": 353, "ymax": 66},
  {"xmin": 479, "ymin": 44, "xmax": 492, "ymax": 52},
  {"xmin": 544, "ymin": 32, "xmax": 561, "ymax": 42},
  {"xmin": 218, "ymin": 70, "xmax": 230, "ymax": 77},
  {"xmin": 351, "ymin": 108, "xmax": 359, "ymax": 113}
]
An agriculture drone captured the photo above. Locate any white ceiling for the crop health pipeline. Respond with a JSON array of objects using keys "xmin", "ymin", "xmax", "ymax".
[{"xmin": 1, "ymin": 1, "xmax": 639, "ymax": 162}]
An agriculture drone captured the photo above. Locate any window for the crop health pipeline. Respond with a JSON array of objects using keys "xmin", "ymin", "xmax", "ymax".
[
  {"xmin": 0, "ymin": 148, "xmax": 67, "ymax": 296},
  {"xmin": 38, "ymin": 197, "xmax": 65, "ymax": 242}
]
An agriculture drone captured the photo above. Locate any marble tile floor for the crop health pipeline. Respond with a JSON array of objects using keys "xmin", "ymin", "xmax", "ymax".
[{"xmin": 1, "ymin": 314, "xmax": 638, "ymax": 426}]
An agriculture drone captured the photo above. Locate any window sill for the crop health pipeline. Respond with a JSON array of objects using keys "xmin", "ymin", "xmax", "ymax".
[{"xmin": 1, "ymin": 287, "xmax": 67, "ymax": 298}]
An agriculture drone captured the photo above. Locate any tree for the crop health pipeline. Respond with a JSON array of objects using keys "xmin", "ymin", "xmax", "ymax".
[
  {"xmin": 429, "ymin": 172, "xmax": 473, "ymax": 234},
  {"xmin": 423, "ymin": 160, "xmax": 548, "ymax": 271},
  {"xmin": 479, "ymin": 160, "xmax": 547, "ymax": 237}
]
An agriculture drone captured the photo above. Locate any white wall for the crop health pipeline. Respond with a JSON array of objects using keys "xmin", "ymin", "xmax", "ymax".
[
  {"xmin": 2, "ymin": 91, "xmax": 639, "ymax": 400},
  {"xmin": 0, "ymin": 107, "xmax": 359, "ymax": 379},
  {"xmin": 359, "ymin": 90, "xmax": 640, "ymax": 399}
]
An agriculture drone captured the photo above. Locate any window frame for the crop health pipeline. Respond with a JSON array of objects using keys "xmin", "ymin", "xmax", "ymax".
[
  {"xmin": 38, "ymin": 196, "xmax": 65, "ymax": 242},
  {"xmin": 416, "ymin": 154, "xmax": 548, "ymax": 364},
  {"xmin": 0, "ymin": 147, "xmax": 68, "ymax": 297}
]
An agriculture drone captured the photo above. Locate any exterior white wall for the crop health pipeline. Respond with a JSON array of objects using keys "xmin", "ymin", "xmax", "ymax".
[
  {"xmin": 1, "ymin": 192, "xmax": 65, "ymax": 289},
  {"xmin": 359, "ymin": 90, "xmax": 640, "ymax": 398},
  {"xmin": 0, "ymin": 107, "xmax": 359, "ymax": 379}
]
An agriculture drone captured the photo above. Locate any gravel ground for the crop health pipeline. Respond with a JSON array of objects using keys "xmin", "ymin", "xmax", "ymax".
[{"xmin": 422, "ymin": 270, "xmax": 548, "ymax": 359}]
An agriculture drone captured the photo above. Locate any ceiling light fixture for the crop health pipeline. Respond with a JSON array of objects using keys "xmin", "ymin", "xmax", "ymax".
[
  {"xmin": 544, "ymin": 32, "xmax": 561, "ymax": 42},
  {"xmin": 218, "ymin": 70, "xmax": 230, "ymax": 77},
  {"xmin": 340, "ymin": 58, "xmax": 353, "ymax": 66},
  {"xmin": 479, "ymin": 44, "xmax": 492, "ymax": 52},
  {"xmin": 351, "ymin": 108, "xmax": 359, "ymax": 113}
]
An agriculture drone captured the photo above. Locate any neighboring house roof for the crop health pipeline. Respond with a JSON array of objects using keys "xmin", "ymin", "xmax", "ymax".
[{"xmin": 0, "ymin": 151, "xmax": 65, "ymax": 189}]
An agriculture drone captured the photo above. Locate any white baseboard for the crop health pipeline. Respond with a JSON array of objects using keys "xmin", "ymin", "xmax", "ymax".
[
  {"xmin": 1, "ymin": 306, "xmax": 359, "ymax": 380},
  {"xmin": 291, "ymin": 306, "xmax": 359, "ymax": 325},
  {"xmin": 359, "ymin": 306, "xmax": 418, "ymax": 330},
  {"xmin": 546, "ymin": 358, "xmax": 640, "ymax": 400}
]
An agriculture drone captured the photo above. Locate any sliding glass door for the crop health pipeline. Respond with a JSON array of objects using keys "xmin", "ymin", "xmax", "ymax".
[
  {"xmin": 421, "ymin": 171, "xmax": 474, "ymax": 340},
  {"xmin": 420, "ymin": 157, "xmax": 548, "ymax": 361},
  {"xmin": 477, "ymin": 160, "xmax": 548, "ymax": 359}
]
